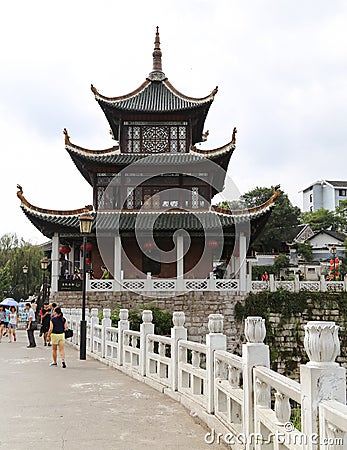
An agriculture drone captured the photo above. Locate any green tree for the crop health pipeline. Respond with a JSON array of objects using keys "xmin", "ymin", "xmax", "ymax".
[
  {"xmin": 335, "ymin": 199, "xmax": 347, "ymax": 232},
  {"xmin": 273, "ymin": 253, "xmax": 290, "ymax": 277},
  {"xmin": 240, "ymin": 186, "xmax": 301, "ymax": 253},
  {"xmin": 297, "ymin": 242, "xmax": 313, "ymax": 262},
  {"xmin": 0, "ymin": 233, "xmax": 44, "ymax": 299},
  {"xmin": 300, "ymin": 208, "xmax": 338, "ymax": 231}
]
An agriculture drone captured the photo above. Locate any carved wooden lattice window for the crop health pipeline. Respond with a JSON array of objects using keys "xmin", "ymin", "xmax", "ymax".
[
  {"xmin": 124, "ymin": 123, "xmax": 187, "ymax": 154},
  {"xmin": 191, "ymin": 187, "xmax": 199, "ymax": 209}
]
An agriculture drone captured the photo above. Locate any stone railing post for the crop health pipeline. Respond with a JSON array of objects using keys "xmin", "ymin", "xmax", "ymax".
[
  {"xmin": 344, "ymin": 274, "xmax": 347, "ymax": 292},
  {"xmin": 300, "ymin": 321, "xmax": 346, "ymax": 450},
  {"xmin": 101, "ymin": 308, "xmax": 112, "ymax": 358},
  {"xmin": 269, "ymin": 274, "xmax": 276, "ymax": 292},
  {"xmin": 320, "ymin": 274, "xmax": 327, "ymax": 292},
  {"xmin": 206, "ymin": 314, "xmax": 227, "ymax": 414},
  {"xmin": 242, "ymin": 316, "xmax": 270, "ymax": 450},
  {"xmin": 117, "ymin": 309, "xmax": 129, "ymax": 366},
  {"xmin": 246, "ymin": 273, "xmax": 252, "ymax": 293},
  {"xmin": 140, "ymin": 310, "xmax": 154, "ymax": 376},
  {"xmin": 90, "ymin": 308, "xmax": 99, "ymax": 353},
  {"xmin": 171, "ymin": 311, "xmax": 187, "ymax": 391},
  {"xmin": 294, "ymin": 274, "xmax": 300, "ymax": 292}
]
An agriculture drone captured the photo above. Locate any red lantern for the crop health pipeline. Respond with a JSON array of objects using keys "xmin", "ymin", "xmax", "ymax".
[
  {"xmin": 59, "ymin": 245, "xmax": 71, "ymax": 255},
  {"xmin": 207, "ymin": 240, "xmax": 218, "ymax": 249},
  {"xmin": 335, "ymin": 258, "xmax": 339, "ymax": 264},
  {"xmin": 144, "ymin": 242, "xmax": 155, "ymax": 251},
  {"xmin": 80, "ymin": 243, "xmax": 93, "ymax": 252},
  {"xmin": 86, "ymin": 257, "xmax": 92, "ymax": 265}
]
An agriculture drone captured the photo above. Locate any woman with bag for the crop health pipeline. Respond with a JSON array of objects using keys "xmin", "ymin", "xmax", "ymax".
[{"xmin": 48, "ymin": 307, "xmax": 67, "ymax": 368}]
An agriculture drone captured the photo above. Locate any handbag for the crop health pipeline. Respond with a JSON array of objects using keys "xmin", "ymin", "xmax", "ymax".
[
  {"xmin": 30, "ymin": 321, "xmax": 38, "ymax": 331},
  {"xmin": 64, "ymin": 329, "xmax": 73, "ymax": 339}
]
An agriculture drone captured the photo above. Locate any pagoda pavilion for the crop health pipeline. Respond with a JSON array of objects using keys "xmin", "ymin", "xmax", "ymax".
[{"xmin": 17, "ymin": 28, "xmax": 278, "ymax": 295}]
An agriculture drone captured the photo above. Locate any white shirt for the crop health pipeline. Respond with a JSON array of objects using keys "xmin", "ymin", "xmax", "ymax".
[{"xmin": 27, "ymin": 308, "xmax": 35, "ymax": 321}]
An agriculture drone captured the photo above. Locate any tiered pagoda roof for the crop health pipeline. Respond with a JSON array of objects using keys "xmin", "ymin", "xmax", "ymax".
[
  {"xmin": 17, "ymin": 27, "xmax": 279, "ymax": 244},
  {"xmin": 17, "ymin": 186, "xmax": 279, "ymax": 239},
  {"xmin": 64, "ymin": 128, "xmax": 236, "ymax": 186},
  {"xmin": 91, "ymin": 27, "xmax": 217, "ymax": 144}
]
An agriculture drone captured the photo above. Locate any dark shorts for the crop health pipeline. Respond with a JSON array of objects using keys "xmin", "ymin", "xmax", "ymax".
[
  {"xmin": 0, "ymin": 321, "xmax": 5, "ymax": 326},
  {"xmin": 41, "ymin": 324, "xmax": 50, "ymax": 333}
]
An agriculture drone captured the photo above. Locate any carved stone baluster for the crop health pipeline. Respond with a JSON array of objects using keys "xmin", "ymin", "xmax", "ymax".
[
  {"xmin": 245, "ymin": 316, "xmax": 266, "ymax": 343},
  {"xmin": 208, "ymin": 314, "xmax": 224, "ymax": 334},
  {"xmin": 326, "ymin": 422, "xmax": 344, "ymax": 450},
  {"xmin": 228, "ymin": 365, "xmax": 240, "ymax": 387},
  {"xmin": 173, "ymin": 311, "xmax": 185, "ymax": 328},
  {"xmin": 192, "ymin": 350, "xmax": 200, "ymax": 368},
  {"xmin": 255, "ymin": 378, "xmax": 270, "ymax": 407},
  {"xmin": 159, "ymin": 342, "xmax": 165, "ymax": 356},
  {"xmin": 179, "ymin": 345, "xmax": 186, "ymax": 364},
  {"xmin": 131, "ymin": 335, "xmax": 137, "ymax": 348},
  {"xmin": 304, "ymin": 321, "xmax": 340, "ymax": 365},
  {"xmin": 147, "ymin": 338, "xmax": 154, "ymax": 354},
  {"xmin": 274, "ymin": 392, "xmax": 291, "ymax": 425}
]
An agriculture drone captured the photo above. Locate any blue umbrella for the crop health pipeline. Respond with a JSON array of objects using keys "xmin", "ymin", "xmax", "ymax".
[{"xmin": 0, "ymin": 298, "xmax": 19, "ymax": 307}]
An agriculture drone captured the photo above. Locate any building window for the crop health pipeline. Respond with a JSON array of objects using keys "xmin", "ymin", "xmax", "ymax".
[
  {"xmin": 124, "ymin": 122, "xmax": 187, "ymax": 154},
  {"xmin": 339, "ymin": 189, "xmax": 346, "ymax": 197},
  {"xmin": 309, "ymin": 194, "xmax": 313, "ymax": 202}
]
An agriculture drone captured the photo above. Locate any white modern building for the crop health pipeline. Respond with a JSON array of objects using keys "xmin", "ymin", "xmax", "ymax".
[{"xmin": 302, "ymin": 180, "xmax": 347, "ymax": 212}]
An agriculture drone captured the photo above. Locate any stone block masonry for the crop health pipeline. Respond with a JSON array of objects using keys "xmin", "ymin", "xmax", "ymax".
[
  {"xmin": 54, "ymin": 291, "xmax": 247, "ymax": 352},
  {"xmin": 54, "ymin": 290, "xmax": 347, "ymax": 376}
]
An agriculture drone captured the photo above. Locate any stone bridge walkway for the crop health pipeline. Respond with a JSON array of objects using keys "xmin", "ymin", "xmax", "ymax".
[{"xmin": 0, "ymin": 331, "xmax": 222, "ymax": 450}]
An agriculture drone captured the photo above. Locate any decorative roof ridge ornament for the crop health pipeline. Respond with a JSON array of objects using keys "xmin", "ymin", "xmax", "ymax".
[
  {"xmin": 231, "ymin": 127, "xmax": 237, "ymax": 144},
  {"xmin": 163, "ymin": 79, "xmax": 217, "ymax": 103},
  {"xmin": 63, "ymin": 128, "xmax": 70, "ymax": 145},
  {"xmin": 190, "ymin": 131, "xmax": 237, "ymax": 156},
  {"xmin": 16, "ymin": 185, "xmax": 94, "ymax": 216},
  {"xmin": 212, "ymin": 186, "xmax": 280, "ymax": 217},
  {"xmin": 64, "ymin": 129, "xmax": 119, "ymax": 155},
  {"xmin": 148, "ymin": 26, "xmax": 166, "ymax": 81}
]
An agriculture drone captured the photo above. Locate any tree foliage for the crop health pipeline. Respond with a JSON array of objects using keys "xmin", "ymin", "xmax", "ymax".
[
  {"xmin": 300, "ymin": 208, "xmax": 338, "ymax": 231},
  {"xmin": 273, "ymin": 253, "xmax": 290, "ymax": 276},
  {"xmin": 297, "ymin": 242, "xmax": 313, "ymax": 262},
  {"xmin": 0, "ymin": 233, "xmax": 44, "ymax": 300},
  {"xmin": 301, "ymin": 201, "xmax": 347, "ymax": 233},
  {"xmin": 240, "ymin": 186, "xmax": 301, "ymax": 253}
]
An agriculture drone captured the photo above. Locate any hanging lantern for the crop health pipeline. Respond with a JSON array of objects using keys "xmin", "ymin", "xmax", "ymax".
[
  {"xmin": 59, "ymin": 245, "xmax": 71, "ymax": 255},
  {"xmin": 80, "ymin": 242, "xmax": 93, "ymax": 252},
  {"xmin": 86, "ymin": 257, "xmax": 92, "ymax": 265},
  {"xmin": 335, "ymin": 257, "xmax": 339, "ymax": 264},
  {"xmin": 207, "ymin": 239, "xmax": 218, "ymax": 249}
]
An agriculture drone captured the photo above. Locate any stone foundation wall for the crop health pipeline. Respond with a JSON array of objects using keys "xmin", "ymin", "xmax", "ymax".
[
  {"xmin": 54, "ymin": 290, "xmax": 347, "ymax": 377},
  {"xmin": 53, "ymin": 290, "xmax": 246, "ymax": 352}
]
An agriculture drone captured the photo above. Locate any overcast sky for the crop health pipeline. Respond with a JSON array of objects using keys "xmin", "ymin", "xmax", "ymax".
[{"xmin": 1, "ymin": 0, "xmax": 347, "ymax": 243}]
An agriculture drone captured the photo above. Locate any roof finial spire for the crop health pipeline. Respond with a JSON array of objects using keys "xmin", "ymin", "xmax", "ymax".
[
  {"xmin": 148, "ymin": 27, "xmax": 166, "ymax": 81},
  {"xmin": 153, "ymin": 26, "xmax": 162, "ymax": 72}
]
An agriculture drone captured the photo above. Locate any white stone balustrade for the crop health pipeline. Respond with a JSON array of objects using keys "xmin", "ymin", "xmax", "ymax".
[{"xmin": 65, "ymin": 310, "xmax": 347, "ymax": 449}]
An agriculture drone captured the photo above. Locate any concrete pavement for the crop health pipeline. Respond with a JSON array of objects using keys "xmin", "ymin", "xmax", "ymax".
[{"xmin": 0, "ymin": 331, "xmax": 224, "ymax": 450}]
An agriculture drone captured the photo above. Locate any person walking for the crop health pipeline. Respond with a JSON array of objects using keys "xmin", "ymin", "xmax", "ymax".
[
  {"xmin": 25, "ymin": 302, "xmax": 37, "ymax": 348},
  {"xmin": 48, "ymin": 307, "xmax": 67, "ymax": 368},
  {"xmin": 8, "ymin": 306, "xmax": 18, "ymax": 343},
  {"xmin": 0, "ymin": 305, "xmax": 6, "ymax": 343},
  {"xmin": 39, "ymin": 302, "xmax": 52, "ymax": 346}
]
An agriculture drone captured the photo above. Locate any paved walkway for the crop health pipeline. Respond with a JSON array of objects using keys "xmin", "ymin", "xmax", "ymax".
[{"xmin": 0, "ymin": 331, "xmax": 223, "ymax": 450}]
